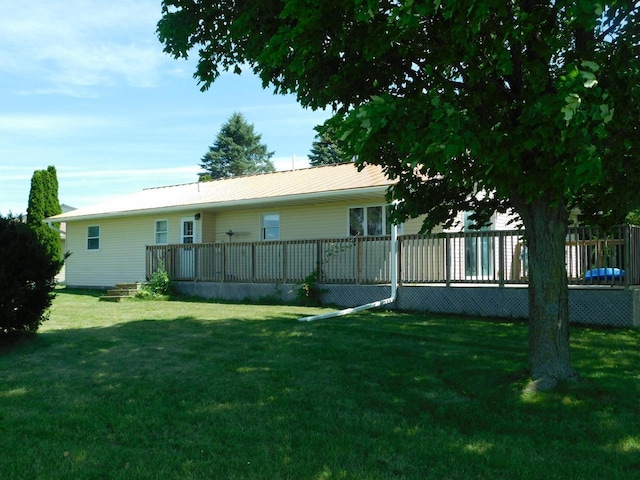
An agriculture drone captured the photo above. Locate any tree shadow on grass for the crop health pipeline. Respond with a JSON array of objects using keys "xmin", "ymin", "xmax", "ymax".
[
  {"xmin": 0, "ymin": 312, "xmax": 638, "ymax": 479},
  {"xmin": 56, "ymin": 287, "xmax": 105, "ymax": 298}
]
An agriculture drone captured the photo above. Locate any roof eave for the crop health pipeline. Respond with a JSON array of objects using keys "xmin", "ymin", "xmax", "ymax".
[{"xmin": 46, "ymin": 185, "xmax": 393, "ymax": 222}]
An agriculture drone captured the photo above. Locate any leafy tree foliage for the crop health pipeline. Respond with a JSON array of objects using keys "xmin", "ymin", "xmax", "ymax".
[
  {"xmin": 0, "ymin": 215, "xmax": 61, "ymax": 337},
  {"xmin": 308, "ymin": 131, "xmax": 350, "ymax": 166},
  {"xmin": 627, "ymin": 209, "xmax": 640, "ymax": 226},
  {"xmin": 158, "ymin": 2, "xmax": 640, "ymax": 389},
  {"xmin": 27, "ymin": 166, "xmax": 63, "ymax": 268},
  {"xmin": 199, "ymin": 112, "xmax": 275, "ymax": 179}
]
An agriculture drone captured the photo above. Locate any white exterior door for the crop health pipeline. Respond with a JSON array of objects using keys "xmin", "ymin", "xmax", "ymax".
[{"xmin": 178, "ymin": 218, "xmax": 196, "ymax": 279}]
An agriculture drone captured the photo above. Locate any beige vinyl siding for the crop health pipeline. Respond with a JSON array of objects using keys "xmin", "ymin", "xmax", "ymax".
[
  {"xmin": 402, "ymin": 216, "xmax": 434, "ymax": 234},
  {"xmin": 494, "ymin": 211, "xmax": 520, "ymax": 229},
  {"xmin": 200, "ymin": 211, "xmax": 217, "ymax": 243},
  {"xmin": 66, "ymin": 218, "xmax": 148, "ymax": 287},
  {"xmin": 443, "ymin": 211, "xmax": 520, "ymax": 233},
  {"xmin": 210, "ymin": 209, "xmax": 261, "ymax": 242},
  {"xmin": 210, "ymin": 194, "xmax": 405, "ymax": 242},
  {"xmin": 65, "ymin": 212, "xmax": 201, "ymax": 287},
  {"xmin": 280, "ymin": 202, "xmax": 357, "ymax": 240},
  {"xmin": 64, "ymin": 195, "xmax": 427, "ymax": 287},
  {"xmin": 237, "ymin": 200, "xmax": 352, "ymax": 241},
  {"xmin": 55, "ymin": 236, "xmax": 67, "ymax": 284}
]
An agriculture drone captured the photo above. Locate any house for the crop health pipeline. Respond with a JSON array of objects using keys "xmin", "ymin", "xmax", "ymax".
[
  {"xmin": 47, "ymin": 163, "xmax": 431, "ymax": 288},
  {"xmin": 46, "ymin": 162, "xmax": 640, "ymax": 327}
]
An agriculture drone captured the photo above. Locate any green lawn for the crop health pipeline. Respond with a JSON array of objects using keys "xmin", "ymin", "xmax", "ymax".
[{"xmin": 0, "ymin": 289, "xmax": 639, "ymax": 479}]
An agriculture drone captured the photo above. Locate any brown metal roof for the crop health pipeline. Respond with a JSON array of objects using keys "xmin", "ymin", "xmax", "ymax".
[{"xmin": 48, "ymin": 163, "xmax": 395, "ymax": 221}]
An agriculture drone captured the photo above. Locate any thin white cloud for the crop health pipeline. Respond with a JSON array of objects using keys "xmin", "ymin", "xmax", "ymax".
[
  {"xmin": 0, "ymin": 114, "xmax": 116, "ymax": 136},
  {"xmin": 44, "ymin": 43, "xmax": 165, "ymax": 93},
  {"xmin": 0, "ymin": 0, "xmax": 167, "ymax": 95},
  {"xmin": 58, "ymin": 166, "xmax": 201, "ymax": 179},
  {"xmin": 0, "ymin": 167, "xmax": 35, "ymax": 181},
  {"xmin": 57, "ymin": 162, "xmax": 310, "ymax": 182}
]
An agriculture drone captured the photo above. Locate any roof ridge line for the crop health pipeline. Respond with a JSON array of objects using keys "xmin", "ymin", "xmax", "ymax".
[{"xmin": 142, "ymin": 162, "xmax": 358, "ymax": 191}]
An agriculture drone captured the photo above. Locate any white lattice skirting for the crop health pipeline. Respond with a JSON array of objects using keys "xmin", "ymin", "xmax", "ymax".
[{"xmin": 173, "ymin": 282, "xmax": 640, "ymax": 328}]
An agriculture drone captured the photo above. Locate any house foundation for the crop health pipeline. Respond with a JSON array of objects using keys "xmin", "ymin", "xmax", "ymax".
[{"xmin": 173, "ymin": 282, "xmax": 640, "ymax": 328}]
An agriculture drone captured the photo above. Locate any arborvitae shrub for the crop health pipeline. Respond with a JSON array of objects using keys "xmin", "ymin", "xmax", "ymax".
[
  {"xmin": 0, "ymin": 215, "xmax": 62, "ymax": 337},
  {"xmin": 27, "ymin": 168, "xmax": 62, "ymax": 269}
]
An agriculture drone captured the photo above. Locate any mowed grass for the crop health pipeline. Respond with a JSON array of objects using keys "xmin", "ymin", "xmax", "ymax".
[{"xmin": 0, "ymin": 289, "xmax": 639, "ymax": 479}]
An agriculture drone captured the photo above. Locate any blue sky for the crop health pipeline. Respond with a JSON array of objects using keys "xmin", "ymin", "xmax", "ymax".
[{"xmin": 0, "ymin": 0, "xmax": 330, "ymax": 216}]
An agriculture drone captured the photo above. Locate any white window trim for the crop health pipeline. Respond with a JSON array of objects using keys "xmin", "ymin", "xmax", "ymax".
[
  {"xmin": 155, "ymin": 219, "xmax": 169, "ymax": 245},
  {"xmin": 463, "ymin": 211, "xmax": 495, "ymax": 279},
  {"xmin": 347, "ymin": 205, "xmax": 400, "ymax": 237},
  {"xmin": 87, "ymin": 224, "xmax": 100, "ymax": 251},
  {"xmin": 260, "ymin": 213, "xmax": 280, "ymax": 241}
]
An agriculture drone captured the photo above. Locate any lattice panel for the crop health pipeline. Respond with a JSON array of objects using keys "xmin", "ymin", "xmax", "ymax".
[
  {"xmin": 321, "ymin": 285, "xmax": 393, "ymax": 309},
  {"xmin": 569, "ymin": 289, "xmax": 635, "ymax": 327},
  {"xmin": 396, "ymin": 286, "xmax": 529, "ymax": 320},
  {"xmin": 173, "ymin": 282, "xmax": 639, "ymax": 328}
]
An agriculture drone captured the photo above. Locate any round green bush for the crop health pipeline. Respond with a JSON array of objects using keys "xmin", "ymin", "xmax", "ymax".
[{"xmin": 0, "ymin": 215, "xmax": 62, "ymax": 337}]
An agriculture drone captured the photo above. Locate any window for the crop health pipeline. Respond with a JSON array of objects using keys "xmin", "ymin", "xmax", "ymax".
[
  {"xmin": 155, "ymin": 220, "xmax": 168, "ymax": 244},
  {"xmin": 464, "ymin": 212, "xmax": 493, "ymax": 278},
  {"xmin": 87, "ymin": 225, "xmax": 100, "ymax": 250},
  {"xmin": 367, "ymin": 206, "xmax": 383, "ymax": 236},
  {"xmin": 349, "ymin": 206, "xmax": 395, "ymax": 237},
  {"xmin": 261, "ymin": 214, "xmax": 280, "ymax": 240}
]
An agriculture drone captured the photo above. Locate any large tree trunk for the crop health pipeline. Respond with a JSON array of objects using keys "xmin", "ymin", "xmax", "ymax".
[{"xmin": 519, "ymin": 197, "xmax": 578, "ymax": 390}]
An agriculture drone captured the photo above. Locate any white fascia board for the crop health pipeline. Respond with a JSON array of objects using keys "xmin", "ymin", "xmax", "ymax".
[{"xmin": 47, "ymin": 186, "xmax": 390, "ymax": 223}]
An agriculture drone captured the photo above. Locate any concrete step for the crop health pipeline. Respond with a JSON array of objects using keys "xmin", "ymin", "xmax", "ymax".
[
  {"xmin": 107, "ymin": 288, "xmax": 138, "ymax": 297},
  {"xmin": 99, "ymin": 282, "xmax": 144, "ymax": 302},
  {"xmin": 114, "ymin": 283, "xmax": 142, "ymax": 291}
]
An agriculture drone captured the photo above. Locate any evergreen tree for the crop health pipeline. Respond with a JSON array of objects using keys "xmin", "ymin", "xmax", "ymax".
[
  {"xmin": 26, "ymin": 166, "xmax": 62, "ymax": 268},
  {"xmin": 45, "ymin": 166, "xmax": 62, "ymax": 218},
  {"xmin": 199, "ymin": 112, "xmax": 275, "ymax": 179},
  {"xmin": 0, "ymin": 214, "xmax": 61, "ymax": 337},
  {"xmin": 308, "ymin": 132, "xmax": 350, "ymax": 166}
]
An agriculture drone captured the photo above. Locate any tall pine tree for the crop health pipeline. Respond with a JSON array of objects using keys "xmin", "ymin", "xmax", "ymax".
[
  {"xmin": 199, "ymin": 112, "xmax": 275, "ymax": 180},
  {"xmin": 308, "ymin": 131, "xmax": 350, "ymax": 166},
  {"xmin": 27, "ymin": 166, "xmax": 62, "ymax": 269}
]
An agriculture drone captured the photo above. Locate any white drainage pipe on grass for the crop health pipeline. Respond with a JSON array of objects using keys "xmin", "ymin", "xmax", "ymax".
[{"xmin": 298, "ymin": 222, "xmax": 399, "ymax": 322}]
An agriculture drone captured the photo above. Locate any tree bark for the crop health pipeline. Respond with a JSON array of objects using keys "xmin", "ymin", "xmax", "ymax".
[{"xmin": 518, "ymin": 197, "xmax": 578, "ymax": 390}]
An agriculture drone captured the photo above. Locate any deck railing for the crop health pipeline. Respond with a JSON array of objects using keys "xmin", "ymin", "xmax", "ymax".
[{"xmin": 146, "ymin": 225, "xmax": 640, "ymax": 286}]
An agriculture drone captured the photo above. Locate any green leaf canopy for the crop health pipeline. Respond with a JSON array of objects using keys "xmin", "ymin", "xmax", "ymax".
[
  {"xmin": 159, "ymin": 1, "xmax": 640, "ymax": 228},
  {"xmin": 158, "ymin": 1, "xmax": 640, "ymax": 388}
]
